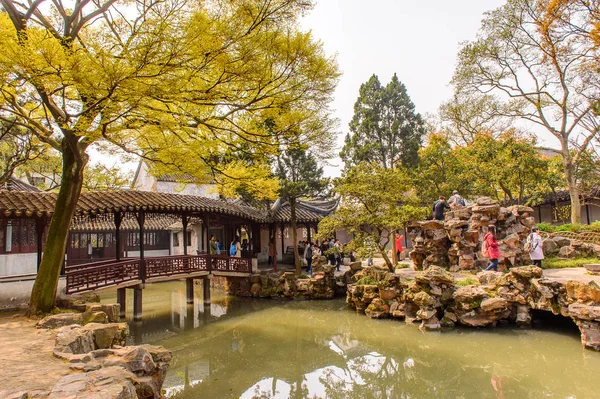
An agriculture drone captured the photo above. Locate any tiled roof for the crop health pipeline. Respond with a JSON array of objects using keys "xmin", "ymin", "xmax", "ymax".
[
  {"xmin": 70, "ymin": 215, "xmax": 182, "ymax": 232},
  {"xmin": 0, "ymin": 177, "xmax": 41, "ymax": 192},
  {"xmin": 271, "ymin": 198, "xmax": 339, "ymax": 223},
  {"xmin": 0, "ymin": 190, "xmax": 268, "ymax": 221}
]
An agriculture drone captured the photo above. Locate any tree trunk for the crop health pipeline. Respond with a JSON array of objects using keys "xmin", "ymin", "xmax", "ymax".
[
  {"xmin": 379, "ymin": 244, "xmax": 394, "ymax": 273},
  {"xmin": 563, "ymin": 152, "xmax": 581, "ymax": 224},
  {"xmin": 290, "ymin": 197, "xmax": 301, "ymax": 276},
  {"xmin": 29, "ymin": 139, "xmax": 88, "ymax": 314},
  {"xmin": 391, "ymin": 231, "xmax": 397, "ymax": 266}
]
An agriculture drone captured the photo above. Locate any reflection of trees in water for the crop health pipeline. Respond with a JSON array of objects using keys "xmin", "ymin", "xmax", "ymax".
[{"xmin": 158, "ymin": 299, "xmax": 597, "ymax": 399}]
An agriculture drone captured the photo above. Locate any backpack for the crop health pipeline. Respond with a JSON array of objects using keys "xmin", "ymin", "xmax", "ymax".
[
  {"xmin": 481, "ymin": 239, "xmax": 490, "ymax": 258},
  {"xmin": 229, "ymin": 243, "xmax": 237, "ymax": 256},
  {"xmin": 458, "ymin": 197, "xmax": 466, "ymax": 206},
  {"xmin": 524, "ymin": 234, "xmax": 533, "ymax": 253},
  {"xmin": 305, "ymin": 246, "xmax": 313, "ymax": 259}
]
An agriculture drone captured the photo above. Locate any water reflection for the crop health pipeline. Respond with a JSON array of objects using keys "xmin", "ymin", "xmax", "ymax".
[{"xmin": 100, "ymin": 281, "xmax": 600, "ymax": 399}]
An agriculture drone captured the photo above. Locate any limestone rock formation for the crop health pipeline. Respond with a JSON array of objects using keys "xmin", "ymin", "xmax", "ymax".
[
  {"xmin": 408, "ymin": 197, "xmax": 534, "ymax": 271},
  {"xmin": 345, "ymin": 265, "xmax": 600, "ymax": 351}
]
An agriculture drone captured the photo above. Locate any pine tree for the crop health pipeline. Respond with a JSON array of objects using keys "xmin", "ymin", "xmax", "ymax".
[
  {"xmin": 340, "ymin": 73, "xmax": 425, "ymax": 171},
  {"xmin": 276, "ymin": 147, "xmax": 329, "ymax": 276}
]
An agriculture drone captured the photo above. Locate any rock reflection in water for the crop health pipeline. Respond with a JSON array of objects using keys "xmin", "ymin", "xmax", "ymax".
[{"xmin": 100, "ymin": 281, "xmax": 600, "ymax": 399}]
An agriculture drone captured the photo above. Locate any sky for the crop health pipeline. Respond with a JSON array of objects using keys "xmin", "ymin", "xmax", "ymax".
[{"xmin": 298, "ymin": 0, "xmax": 508, "ymax": 177}]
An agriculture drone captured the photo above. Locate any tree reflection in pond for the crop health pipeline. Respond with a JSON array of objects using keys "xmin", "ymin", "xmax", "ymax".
[{"xmin": 100, "ymin": 282, "xmax": 600, "ymax": 398}]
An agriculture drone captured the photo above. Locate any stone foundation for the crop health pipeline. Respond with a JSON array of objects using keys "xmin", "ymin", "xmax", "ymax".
[
  {"xmin": 347, "ymin": 265, "xmax": 600, "ymax": 351},
  {"xmin": 222, "ymin": 256, "xmax": 362, "ymax": 300}
]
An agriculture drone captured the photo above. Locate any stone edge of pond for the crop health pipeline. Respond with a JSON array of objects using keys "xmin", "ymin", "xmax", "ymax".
[
  {"xmin": 345, "ymin": 265, "xmax": 600, "ymax": 351},
  {"xmin": 0, "ymin": 294, "xmax": 172, "ymax": 399}
]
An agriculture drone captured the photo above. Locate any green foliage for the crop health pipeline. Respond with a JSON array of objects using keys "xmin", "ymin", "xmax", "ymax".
[
  {"xmin": 355, "ymin": 276, "xmax": 378, "ymax": 286},
  {"xmin": 318, "ymin": 162, "xmax": 428, "ymax": 271},
  {"xmin": 415, "ymin": 131, "xmax": 551, "ymax": 204},
  {"xmin": 536, "ymin": 223, "xmax": 555, "ymax": 232},
  {"xmin": 395, "ymin": 262, "xmax": 410, "ymax": 269},
  {"xmin": 542, "ymin": 257, "xmax": 600, "ymax": 269},
  {"xmin": 536, "ymin": 222, "xmax": 600, "ymax": 234},
  {"xmin": 455, "ymin": 277, "xmax": 481, "ymax": 287},
  {"xmin": 340, "ymin": 73, "xmax": 425, "ymax": 171}
]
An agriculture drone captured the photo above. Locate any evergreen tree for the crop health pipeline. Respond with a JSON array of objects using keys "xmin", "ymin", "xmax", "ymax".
[
  {"xmin": 340, "ymin": 73, "xmax": 425, "ymax": 170},
  {"xmin": 276, "ymin": 147, "xmax": 329, "ymax": 276}
]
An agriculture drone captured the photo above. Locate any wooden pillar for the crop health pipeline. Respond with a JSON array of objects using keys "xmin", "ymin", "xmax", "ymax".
[
  {"xmin": 307, "ymin": 223, "xmax": 312, "ymax": 243},
  {"xmin": 204, "ymin": 215, "xmax": 212, "ymax": 272},
  {"xmin": 203, "ymin": 278, "xmax": 211, "ymax": 305},
  {"xmin": 280, "ymin": 223, "xmax": 285, "ymax": 262},
  {"xmin": 538, "ymin": 206, "xmax": 543, "ymax": 224},
  {"xmin": 182, "ymin": 214, "xmax": 189, "ymax": 255},
  {"xmin": 35, "ymin": 216, "xmax": 46, "ymax": 272},
  {"xmin": 117, "ymin": 288, "xmax": 126, "ymax": 318},
  {"xmin": 186, "ymin": 278, "xmax": 194, "ymax": 304},
  {"xmin": 114, "ymin": 212, "xmax": 122, "ymax": 261},
  {"xmin": 137, "ymin": 210, "xmax": 146, "ymax": 283},
  {"xmin": 133, "ymin": 286, "xmax": 143, "ymax": 321},
  {"xmin": 586, "ymin": 204, "xmax": 591, "ymax": 225}
]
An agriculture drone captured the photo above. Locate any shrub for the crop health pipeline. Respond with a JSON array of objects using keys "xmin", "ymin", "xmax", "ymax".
[
  {"xmin": 455, "ymin": 277, "xmax": 481, "ymax": 287},
  {"xmin": 536, "ymin": 222, "xmax": 554, "ymax": 232},
  {"xmin": 355, "ymin": 275, "xmax": 378, "ymax": 285},
  {"xmin": 542, "ymin": 257, "xmax": 599, "ymax": 269}
]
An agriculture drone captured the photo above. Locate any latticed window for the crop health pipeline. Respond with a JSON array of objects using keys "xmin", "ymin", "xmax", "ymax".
[{"xmin": 553, "ymin": 204, "xmax": 571, "ymax": 223}]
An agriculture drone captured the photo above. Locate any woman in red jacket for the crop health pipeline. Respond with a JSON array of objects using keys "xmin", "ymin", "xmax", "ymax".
[{"xmin": 484, "ymin": 225, "xmax": 501, "ymax": 271}]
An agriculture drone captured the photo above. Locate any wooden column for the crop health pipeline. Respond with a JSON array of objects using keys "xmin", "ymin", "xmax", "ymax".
[
  {"xmin": 114, "ymin": 212, "xmax": 122, "ymax": 261},
  {"xmin": 203, "ymin": 278, "xmax": 211, "ymax": 305},
  {"xmin": 586, "ymin": 204, "xmax": 591, "ymax": 225},
  {"xmin": 133, "ymin": 286, "xmax": 143, "ymax": 321},
  {"xmin": 307, "ymin": 223, "xmax": 312, "ymax": 243},
  {"xmin": 204, "ymin": 215, "xmax": 212, "ymax": 273},
  {"xmin": 280, "ymin": 223, "xmax": 285, "ymax": 262},
  {"xmin": 117, "ymin": 288, "xmax": 126, "ymax": 318},
  {"xmin": 137, "ymin": 210, "xmax": 146, "ymax": 283},
  {"xmin": 182, "ymin": 214, "xmax": 189, "ymax": 255},
  {"xmin": 35, "ymin": 216, "xmax": 46, "ymax": 272},
  {"xmin": 186, "ymin": 278, "xmax": 194, "ymax": 304}
]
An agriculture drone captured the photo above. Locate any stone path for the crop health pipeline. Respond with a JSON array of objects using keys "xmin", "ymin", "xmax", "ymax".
[
  {"xmin": 0, "ymin": 315, "xmax": 71, "ymax": 394},
  {"xmin": 541, "ymin": 267, "xmax": 600, "ymax": 284}
]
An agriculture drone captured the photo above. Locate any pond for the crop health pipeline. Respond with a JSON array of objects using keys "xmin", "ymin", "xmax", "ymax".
[{"xmin": 100, "ymin": 281, "xmax": 600, "ymax": 398}]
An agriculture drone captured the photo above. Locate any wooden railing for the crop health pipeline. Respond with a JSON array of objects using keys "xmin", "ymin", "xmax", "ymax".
[
  {"xmin": 66, "ymin": 259, "xmax": 140, "ymax": 294},
  {"xmin": 145, "ymin": 255, "xmax": 209, "ymax": 278},
  {"xmin": 212, "ymin": 255, "xmax": 252, "ymax": 273},
  {"xmin": 65, "ymin": 254, "xmax": 252, "ymax": 293}
]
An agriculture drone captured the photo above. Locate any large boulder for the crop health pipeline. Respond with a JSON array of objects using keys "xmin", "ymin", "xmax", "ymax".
[
  {"xmin": 54, "ymin": 325, "xmax": 95, "ymax": 355},
  {"xmin": 566, "ymin": 281, "xmax": 600, "ymax": 304},
  {"xmin": 552, "ymin": 236, "xmax": 571, "ymax": 248},
  {"xmin": 47, "ymin": 366, "xmax": 137, "ymax": 399},
  {"xmin": 36, "ymin": 313, "xmax": 83, "ymax": 329},
  {"xmin": 542, "ymin": 238, "xmax": 559, "ymax": 255}
]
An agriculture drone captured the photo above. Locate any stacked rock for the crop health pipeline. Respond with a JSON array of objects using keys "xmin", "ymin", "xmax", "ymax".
[{"xmin": 408, "ymin": 197, "xmax": 535, "ymax": 271}]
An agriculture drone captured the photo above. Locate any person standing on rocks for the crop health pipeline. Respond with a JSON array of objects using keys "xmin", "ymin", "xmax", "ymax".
[
  {"xmin": 448, "ymin": 190, "xmax": 466, "ymax": 209},
  {"xmin": 395, "ymin": 232, "xmax": 404, "ymax": 261},
  {"xmin": 484, "ymin": 225, "xmax": 501, "ymax": 271},
  {"xmin": 433, "ymin": 196, "xmax": 450, "ymax": 220},
  {"xmin": 528, "ymin": 226, "xmax": 544, "ymax": 267}
]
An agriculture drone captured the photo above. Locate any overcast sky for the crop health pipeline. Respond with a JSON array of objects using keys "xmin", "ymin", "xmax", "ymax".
[{"xmin": 299, "ymin": 0, "xmax": 508, "ymax": 177}]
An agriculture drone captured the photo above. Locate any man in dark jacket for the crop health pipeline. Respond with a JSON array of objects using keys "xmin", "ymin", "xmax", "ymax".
[{"xmin": 433, "ymin": 196, "xmax": 450, "ymax": 220}]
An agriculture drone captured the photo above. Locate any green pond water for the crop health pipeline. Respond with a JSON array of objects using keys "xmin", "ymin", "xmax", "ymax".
[{"xmin": 100, "ymin": 281, "xmax": 600, "ymax": 398}]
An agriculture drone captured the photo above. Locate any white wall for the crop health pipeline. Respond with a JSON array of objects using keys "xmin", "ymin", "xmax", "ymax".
[
  {"xmin": 0, "ymin": 253, "xmax": 37, "ymax": 277},
  {"xmin": 169, "ymin": 229, "xmax": 199, "ymax": 255},
  {"xmin": 127, "ymin": 249, "xmax": 170, "ymax": 258}
]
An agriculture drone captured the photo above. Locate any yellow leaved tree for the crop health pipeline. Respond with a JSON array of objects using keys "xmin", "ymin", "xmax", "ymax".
[{"xmin": 0, "ymin": 0, "xmax": 338, "ymax": 313}]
